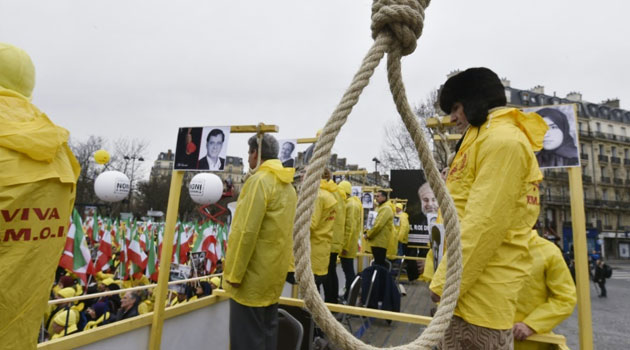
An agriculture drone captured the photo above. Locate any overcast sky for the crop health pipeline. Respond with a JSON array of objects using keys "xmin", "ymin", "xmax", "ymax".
[{"xmin": 2, "ymin": 0, "xmax": 628, "ymax": 179}]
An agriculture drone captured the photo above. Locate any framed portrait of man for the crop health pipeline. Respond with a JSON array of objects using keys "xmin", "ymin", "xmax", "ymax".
[
  {"xmin": 277, "ymin": 139, "xmax": 297, "ymax": 168},
  {"xmin": 351, "ymin": 186, "xmax": 362, "ymax": 198},
  {"xmin": 361, "ymin": 192, "xmax": 374, "ymax": 209},
  {"xmin": 198, "ymin": 126, "xmax": 231, "ymax": 171}
]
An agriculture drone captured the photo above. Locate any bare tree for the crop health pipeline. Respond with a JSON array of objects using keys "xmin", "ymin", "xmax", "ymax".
[
  {"xmin": 108, "ymin": 137, "xmax": 150, "ymax": 216},
  {"xmin": 69, "ymin": 135, "xmax": 107, "ymax": 208},
  {"xmin": 380, "ymin": 89, "xmax": 453, "ymax": 171}
]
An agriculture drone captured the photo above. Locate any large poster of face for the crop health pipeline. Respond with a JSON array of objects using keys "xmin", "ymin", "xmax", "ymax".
[
  {"xmin": 277, "ymin": 139, "xmax": 297, "ymax": 168},
  {"xmin": 524, "ymin": 104, "xmax": 580, "ymax": 169},
  {"xmin": 390, "ymin": 170, "xmax": 437, "ymax": 244},
  {"xmin": 198, "ymin": 126, "xmax": 231, "ymax": 171},
  {"xmin": 351, "ymin": 186, "xmax": 362, "ymax": 198}
]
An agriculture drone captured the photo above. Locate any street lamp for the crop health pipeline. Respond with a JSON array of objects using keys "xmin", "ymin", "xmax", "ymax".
[
  {"xmin": 372, "ymin": 157, "xmax": 381, "ymax": 186},
  {"xmin": 124, "ymin": 155, "xmax": 144, "ymax": 212}
]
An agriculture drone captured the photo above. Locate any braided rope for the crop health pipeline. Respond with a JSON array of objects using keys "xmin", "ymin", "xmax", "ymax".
[{"xmin": 291, "ymin": 0, "xmax": 463, "ymax": 349}]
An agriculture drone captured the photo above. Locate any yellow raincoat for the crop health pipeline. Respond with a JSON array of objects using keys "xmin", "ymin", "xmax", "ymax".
[
  {"xmin": 340, "ymin": 196, "xmax": 363, "ymax": 259},
  {"xmin": 223, "ymin": 159, "xmax": 297, "ymax": 307},
  {"xmin": 386, "ymin": 202, "xmax": 399, "ymax": 259},
  {"xmin": 0, "ymin": 43, "xmax": 80, "ymax": 350},
  {"xmin": 366, "ymin": 200, "xmax": 394, "ymax": 249},
  {"xmin": 329, "ymin": 181, "xmax": 347, "ymax": 254},
  {"xmin": 430, "ymin": 107, "xmax": 548, "ymax": 330},
  {"xmin": 310, "ymin": 180, "xmax": 337, "ymax": 276},
  {"xmin": 514, "ymin": 232, "xmax": 576, "ymax": 350},
  {"xmin": 396, "ymin": 212, "xmax": 410, "ymax": 244}
]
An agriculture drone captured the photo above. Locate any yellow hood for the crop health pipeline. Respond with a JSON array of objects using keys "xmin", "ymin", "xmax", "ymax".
[
  {"xmin": 320, "ymin": 179, "xmax": 337, "ymax": 192},
  {"xmin": 258, "ymin": 159, "xmax": 295, "ymax": 184},
  {"xmin": 487, "ymin": 107, "xmax": 548, "ymax": 152},
  {"xmin": 0, "ymin": 43, "xmax": 35, "ymax": 99}
]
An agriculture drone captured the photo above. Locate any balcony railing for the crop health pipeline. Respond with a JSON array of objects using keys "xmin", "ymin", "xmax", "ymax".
[
  {"xmin": 626, "ymin": 179, "xmax": 630, "ymax": 185},
  {"xmin": 598, "ymin": 155, "xmax": 609, "ymax": 163},
  {"xmin": 614, "ymin": 178, "xmax": 624, "ymax": 185},
  {"xmin": 544, "ymin": 171, "xmax": 569, "ymax": 181},
  {"xmin": 611, "ymin": 157, "xmax": 621, "ymax": 164},
  {"xmin": 583, "ymin": 175, "xmax": 592, "ymax": 183},
  {"xmin": 542, "ymin": 195, "xmax": 570, "ymax": 204},
  {"xmin": 601, "ymin": 177, "xmax": 611, "ymax": 183},
  {"xmin": 624, "ymin": 158, "xmax": 630, "ymax": 165},
  {"xmin": 579, "ymin": 130, "xmax": 591, "ymax": 138},
  {"xmin": 580, "ymin": 153, "xmax": 588, "ymax": 160}
]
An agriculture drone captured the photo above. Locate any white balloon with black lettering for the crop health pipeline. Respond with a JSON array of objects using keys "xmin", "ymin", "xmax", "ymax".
[
  {"xmin": 189, "ymin": 173, "xmax": 224, "ymax": 205},
  {"xmin": 94, "ymin": 171, "xmax": 130, "ymax": 202}
]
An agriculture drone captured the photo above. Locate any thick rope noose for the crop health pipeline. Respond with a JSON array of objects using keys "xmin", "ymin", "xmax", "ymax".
[{"xmin": 292, "ymin": 0, "xmax": 463, "ymax": 349}]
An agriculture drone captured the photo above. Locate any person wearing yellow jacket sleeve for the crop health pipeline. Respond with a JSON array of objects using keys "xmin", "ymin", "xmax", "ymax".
[
  {"xmin": 365, "ymin": 190, "xmax": 394, "ymax": 267},
  {"xmin": 513, "ymin": 232, "xmax": 577, "ymax": 350},
  {"xmin": 0, "ymin": 43, "xmax": 80, "ymax": 350},
  {"xmin": 429, "ymin": 67, "xmax": 548, "ymax": 349},
  {"xmin": 386, "ymin": 201, "xmax": 399, "ymax": 260},
  {"xmin": 338, "ymin": 181, "xmax": 363, "ymax": 300},
  {"xmin": 223, "ymin": 134, "xmax": 297, "ymax": 350},
  {"xmin": 323, "ymin": 180, "xmax": 346, "ymax": 303},
  {"xmin": 396, "ymin": 205, "xmax": 410, "ymax": 246},
  {"xmin": 310, "ymin": 177, "xmax": 337, "ymax": 292}
]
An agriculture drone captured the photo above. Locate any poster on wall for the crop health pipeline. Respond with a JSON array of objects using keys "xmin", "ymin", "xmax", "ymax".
[
  {"xmin": 524, "ymin": 104, "xmax": 580, "ymax": 169},
  {"xmin": 174, "ymin": 126, "xmax": 231, "ymax": 171},
  {"xmin": 277, "ymin": 139, "xmax": 297, "ymax": 168},
  {"xmin": 390, "ymin": 170, "xmax": 438, "ymax": 244}
]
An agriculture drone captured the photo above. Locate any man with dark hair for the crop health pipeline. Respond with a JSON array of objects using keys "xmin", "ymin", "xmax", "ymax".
[
  {"xmin": 365, "ymin": 190, "xmax": 394, "ymax": 267},
  {"xmin": 429, "ymin": 67, "xmax": 548, "ymax": 349},
  {"xmin": 198, "ymin": 128, "xmax": 226, "ymax": 170},
  {"xmin": 223, "ymin": 133, "xmax": 297, "ymax": 350}
]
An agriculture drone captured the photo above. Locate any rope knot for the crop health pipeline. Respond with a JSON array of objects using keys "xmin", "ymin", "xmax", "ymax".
[{"xmin": 371, "ymin": 0, "xmax": 429, "ymax": 56}]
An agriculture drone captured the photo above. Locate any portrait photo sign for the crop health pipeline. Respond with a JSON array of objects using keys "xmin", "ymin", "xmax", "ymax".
[
  {"xmin": 174, "ymin": 126, "xmax": 231, "ymax": 171},
  {"xmin": 277, "ymin": 139, "xmax": 297, "ymax": 168},
  {"xmin": 524, "ymin": 104, "xmax": 580, "ymax": 169}
]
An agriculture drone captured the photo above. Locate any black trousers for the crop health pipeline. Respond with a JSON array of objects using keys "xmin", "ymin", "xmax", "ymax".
[
  {"xmin": 323, "ymin": 253, "xmax": 339, "ymax": 303},
  {"xmin": 371, "ymin": 247, "xmax": 387, "ymax": 267},
  {"xmin": 598, "ymin": 280, "xmax": 607, "ymax": 297},
  {"xmin": 229, "ymin": 299, "xmax": 278, "ymax": 350},
  {"xmin": 340, "ymin": 257, "xmax": 356, "ymax": 300}
]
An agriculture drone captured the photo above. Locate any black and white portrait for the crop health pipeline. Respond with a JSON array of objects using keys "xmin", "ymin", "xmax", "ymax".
[
  {"xmin": 366, "ymin": 210, "xmax": 378, "ymax": 229},
  {"xmin": 361, "ymin": 192, "xmax": 374, "ymax": 209},
  {"xmin": 198, "ymin": 126, "xmax": 230, "ymax": 171},
  {"xmin": 351, "ymin": 186, "xmax": 362, "ymax": 198},
  {"xmin": 526, "ymin": 105, "xmax": 580, "ymax": 168},
  {"xmin": 277, "ymin": 139, "xmax": 297, "ymax": 168}
]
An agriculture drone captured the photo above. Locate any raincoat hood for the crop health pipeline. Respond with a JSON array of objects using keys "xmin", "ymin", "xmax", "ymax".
[
  {"xmin": 258, "ymin": 159, "xmax": 295, "ymax": 184},
  {"xmin": 0, "ymin": 43, "xmax": 35, "ymax": 99},
  {"xmin": 320, "ymin": 179, "xmax": 337, "ymax": 192},
  {"xmin": 487, "ymin": 107, "xmax": 548, "ymax": 152},
  {"xmin": 0, "ymin": 87, "xmax": 73, "ymax": 164}
]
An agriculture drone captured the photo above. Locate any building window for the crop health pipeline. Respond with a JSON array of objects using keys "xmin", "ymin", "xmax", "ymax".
[
  {"xmin": 608, "ymin": 124, "xmax": 614, "ymax": 134},
  {"xmin": 625, "ymin": 149, "xmax": 629, "ymax": 159},
  {"xmin": 622, "ymin": 127, "xmax": 627, "ymax": 136},
  {"xmin": 599, "ymin": 144, "xmax": 604, "ymax": 155},
  {"xmin": 612, "ymin": 146, "xmax": 617, "ymax": 157},
  {"xmin": 613, "ymin": 167, "xmax": 618, "ymax": 178},
  {"xmin": 596, "ymin": 122, "xmax": 601, "ymax": 132},
  {"xmin": 580, "ymin": 143, "xmax": 585, "ymax": 153},
  {"xmin": 602, "ymin": 189, "xmax": 608, "ymax": 201},
  {"xmin": 579, "ymin": 122, "xmax": 583, "ymax": 131},
  {"xmin": 600, "ymin": 166, "xmax": 606, "ymax": 177},
  {"xmin": 604, "ymin": 213, "xmax": 610, "ymax": 226}
]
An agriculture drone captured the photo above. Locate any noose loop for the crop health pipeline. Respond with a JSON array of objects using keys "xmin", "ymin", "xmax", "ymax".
[{"xmin": 292, "ymin": 1, "xmax": 462, "ymax": 349}]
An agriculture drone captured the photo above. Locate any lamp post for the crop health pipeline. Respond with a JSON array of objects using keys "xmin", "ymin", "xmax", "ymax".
[
  {"xmin": 124, "ymin": 155, "xmax": 144, "ymax": 213},
  {"xmin": 372, "ymin": 157, "xmax": 381, "ymax": 186}
]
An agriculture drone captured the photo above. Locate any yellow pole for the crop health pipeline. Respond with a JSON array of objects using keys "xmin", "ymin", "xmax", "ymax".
[
  {"xmin": 149, "ymin": 171, "xmax": 184, "ymax": 350},
  {"xmin": 568, "ymin": 167, "xmax": 594, "ymax": 350}
]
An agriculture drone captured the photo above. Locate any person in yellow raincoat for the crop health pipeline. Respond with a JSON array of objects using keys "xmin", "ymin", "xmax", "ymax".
[
  {"xmin": 0, "ymin": 43, "xmax": 80, "ymax": 350},
  {"xmin": 365, "ymin": 190, "xmax": 394, "ymax": 267},
  {"xmin": 223, "ymin": 134, "xmax": 297, "ymax": 350},
  {"xmin": 338, "ymin": 181, "xmax": 363, "ymax": 300},
  {"xmin": 513, "ymin": 231, "xmax": 576, "ymax": 350},
  {"xmin": 324, "ymin": 179, "xmax": 346, "ymax": 303},
  {"xmin": 386, "ymin": 202, "xmax": 399, "ymax": 261},
  {"xmin": 49, "ymin": 310, "xmax": 79, "ymax": 340},
  {"xmin": 310, "ymin": 172, "xmax": 337, "ymax": 291},
  {"xmin": 429, "ymin": 67, "xmax": 548, "ymax": 349}
]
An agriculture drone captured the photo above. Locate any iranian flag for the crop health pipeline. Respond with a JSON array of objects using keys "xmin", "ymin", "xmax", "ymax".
[
  {"xmin": 94, "ymin": 222, "xmax": 113, "ymax": 272},
  {"xmin": 128, "ymin": 227, "xmax": 148, "ymax": 270},
  {"xmin": 59, "ymin": 209, "xmax": 95, "ymax": 285},
  {"xmin": 173, "ymin": 223, "xmax": 192, "ymax": 264},
  {"xmin": 146, "ymin": 235, "xmax": 159, "ymax": 282},
  {"xmin": 195, "ymin": 223, "xmax": 218, "ymax": 273}
]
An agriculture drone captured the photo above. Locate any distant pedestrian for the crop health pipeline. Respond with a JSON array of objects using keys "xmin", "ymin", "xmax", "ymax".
[{"xmin": 593, "ymin": 259, "xmax": 608, "ymax": 298}]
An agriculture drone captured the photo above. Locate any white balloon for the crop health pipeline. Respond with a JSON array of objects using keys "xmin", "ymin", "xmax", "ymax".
[
  {"xmin": 189, "ymin": 173, "xmax": 224, "ymax": 205},
  {"xmin": 94, "ymin": 171, "xmax": 131, "ymax": 202}
]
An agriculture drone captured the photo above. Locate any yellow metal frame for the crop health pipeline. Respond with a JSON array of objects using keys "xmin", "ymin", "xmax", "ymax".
[
  {"xmin": 332, "ymin": 170, "xmax": 368, "ymax": 176},
  {"xmin": 425, "ymin": 116, "xmax": 454, "ymax": 128}
]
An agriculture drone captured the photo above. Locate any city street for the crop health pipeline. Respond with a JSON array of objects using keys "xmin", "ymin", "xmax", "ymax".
[{"xmin": 555, "ymin": 262, "xmax": 630, "ymax": 349}]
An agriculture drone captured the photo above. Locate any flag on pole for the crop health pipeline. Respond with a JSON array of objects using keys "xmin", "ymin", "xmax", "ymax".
[
  {"xmin": 58, "ymin": 209, "xmax": 95, "ymax": 285},
  {"xmin": 146, "ymin": 235, "xmax": 159, "ymax": 282},
  {"xmin": 94, "ymin": 221, "xmax": 113, "ymax": 272}
]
